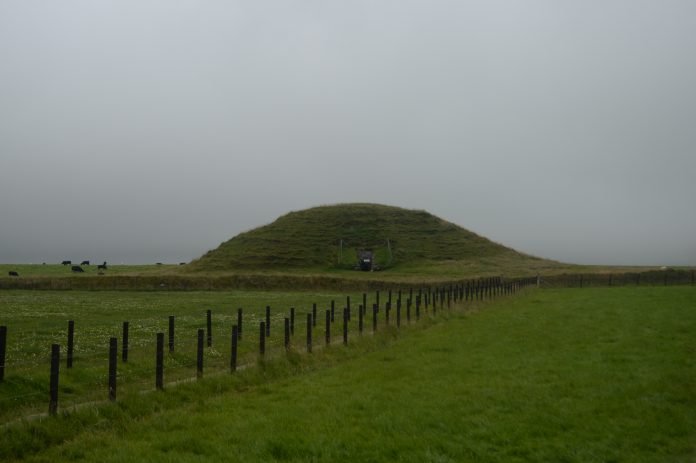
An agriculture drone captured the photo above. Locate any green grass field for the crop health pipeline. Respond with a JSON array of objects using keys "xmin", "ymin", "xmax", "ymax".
[
  {"xmin": 0, "ymin": 264, "xmax": 177, "ymax": 277},
  {"xmin": 0, "ymin": 288, "xmax": 396, "ymax": 422},
  {"xmin": 2, "ymin": 286, "xmax": 695, "ymax": 462}
]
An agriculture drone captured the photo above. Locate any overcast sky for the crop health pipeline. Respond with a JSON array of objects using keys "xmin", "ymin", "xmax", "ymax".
[{"xmin": 1, "ymin": 1, "xmax": 695, "ymax": 266}]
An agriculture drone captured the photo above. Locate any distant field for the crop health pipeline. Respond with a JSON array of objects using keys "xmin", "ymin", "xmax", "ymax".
[
  {"xmin": 1, "ymin": 262, "xmax": 684, "ymax": 286},
  {"xmin": 0, "ymin": 264, "xmax": 177, "ymax": 277},
  {"xmin": 2, "ymin": 287, "xmax": 695, "ymax": 462}
]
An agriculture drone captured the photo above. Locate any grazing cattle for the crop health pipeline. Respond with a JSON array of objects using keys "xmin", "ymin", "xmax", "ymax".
[
  {"xmin": 156, "ymin": 262, "xmax": 163, "ymax": 266},
  {"xmin": 61, "ymin": 260, "xmax": 71, "ymax": 265},
  {"xmin": 81, "ymin": 260, "xmax": 90, "ymax": 266},
  {"xmin": 8, "ymin": 271, "xmax": 19, "ymax": 277},
  {"xmin": 71, "ymin": 266, "xmax": 85, "ymax": 273},
  {"xmin": 97, "ymin": 262, "xmax": 107, "ymax": 270},
  {"xmin": 179, "ymin": 262, "xmax": 186, "ymax": 265}
]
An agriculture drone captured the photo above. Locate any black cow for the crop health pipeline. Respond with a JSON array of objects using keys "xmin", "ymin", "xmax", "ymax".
[
  {"xmin": 61, "ymin": 260, "xmax": 71, "ymax": 265},
  {"xmin": 81, "ymin": 260, "xmax": 90, "ymax": 265},
  {"xmin": 8, "ymin": 271, "xmax": 19, "ymax": 277},
  {"xmin": 71, "ymin": 266, "xmax": 84, "ymax": 273},
  {"xmin": 97, "ymin": 262, "xmax": 107, "ymax": 270}
]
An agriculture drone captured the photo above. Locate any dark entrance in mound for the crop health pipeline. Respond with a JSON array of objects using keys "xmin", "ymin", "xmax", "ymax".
[{"xmin": 356, "ymin": 250, "xmax": 373, "ymax": 271}]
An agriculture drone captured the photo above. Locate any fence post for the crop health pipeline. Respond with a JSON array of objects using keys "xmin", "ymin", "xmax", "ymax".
[
  {"xmin": 0, "ymin": 326, "xmax": 6, "ymax": 382},
  {"xmin": 168, "ymin": 315, "xmax": 175, "ymax": 352},
  {"xmin": 108, "ymin": 337, "xmax": 117, "ymax": 401},
  {"xmin": 312, "ymin": 303, "xmax": 317, "ymax": 327},
  {"xmin": 373, "ymin": 304, "xmax": 378, "ymax": 333},
  {"xmin": 290, "ymin": 307, "xmax": 295, "ymax": 335},
  {"xmin": 156, "ymin": 332, "xmax": 163, "ymax": 390},
  {"xmin": 237, "ymin": 308, "xmax": 243, "ymax": 340},
  {"xmin": 331, "ymin": 300, "xmax": 335, "ymax": 323},
  {"xmin": 306, "ymin": 314, "xmax": 312, "ymax": 353},
  {"xmin": 407, "ymin": 298, "xmax": 411, "ymax": 323},
  {"xmin": 259, "ymin": 322, "xmax": 265, "ymax": 357},
  {"xmin": 325, "ymin": 310, "xmax": 331, "ymax": 345},
  {"xmin": 67, "ymin": 320, "xmax": 74, "ymax": 369},
  {"xmin": 363, "ymin": 293, "xmax": 367, "ymax": 315},
  {"xmin": 206, "ymin": 310, "xmax": 212, "ymax": 347},
  {"xmin": 197, "ymin": 329, "xmax": 204, "ymax": 379},
  {"xmin": 386, "ymin": 302, "xmax": 391, "ymax": 325},
  {"xmin": 231, "ymin": 325, "xmax": 238, "ymax": 372},
  {"xmin": 396, "ymin": 298, "xmax": 401, "ymax": 328},
  {"xmin": 376, "ymin": 290, "xmax": 380, "ymax": 309},
  {"xmin": 284, "ymin": 318, "xmax": 290, "ymax": 351},
  {"xmin": 346, "ymin": 296, "xmax": 351, "ymax": 319},
  {"xmin": 359, "ymin": 304, "xmax": 364, "ymax": 334},
  {"xmin": 49, "ymin": 343, "xmax": 60, "ymax": 415},
  {"xmin": 343, "ymin": 308, "xmax": 348, "ymax": 346},
  {"xmin": 122, "ymin": 321, "xmax": 129, "ymax": 363}
]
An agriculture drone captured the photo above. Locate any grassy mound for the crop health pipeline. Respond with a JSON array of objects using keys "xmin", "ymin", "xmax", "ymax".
[{"xmin": 190, "ymin": 203, "xmax": 543, "ymax": 272}]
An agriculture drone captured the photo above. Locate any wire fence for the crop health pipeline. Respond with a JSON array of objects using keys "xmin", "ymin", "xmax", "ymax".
[{"xmin": 10, "ymin": 270, "xmax": 691, "ymax": 423}]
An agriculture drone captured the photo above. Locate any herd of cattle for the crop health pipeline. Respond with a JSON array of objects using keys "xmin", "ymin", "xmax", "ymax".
[{"xmin": 7, "ymin": 260, "xmax": 108, "ymax": 277}]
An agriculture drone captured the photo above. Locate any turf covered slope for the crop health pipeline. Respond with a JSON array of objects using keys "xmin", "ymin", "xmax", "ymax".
[{"xmin": 190, "ymin": 203, "xmax": 542, "ymax": 272}]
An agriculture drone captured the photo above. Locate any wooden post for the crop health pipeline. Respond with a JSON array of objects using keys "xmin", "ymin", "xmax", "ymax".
[
  {"xmin": 67, "ymin": 320, "xmax": 74, "ymax": 369},
  {"xmin": 284, "ymin": 318, "xmax": 290, "ymax": 351},
  {"xmin": 108, "ymin": 337, "xmax": 117, "ymax": 401},
  {"xmin": 325, "ymin": 310, "xmax": 331, "ymax": 345},
  {"xmin": 122, "ymin": 321, "xmax": 129, "ymax": 363},
  {"xmin": 373, "ymin": 304, "xmax": 378, "ymax": 333},
  {"xmin": 386, "ymin": 302, "xmax": 390, "ymax": 325},
  {"xmin": 306, "ymin": 314, "xmax": 312, "ymax": 353},
  {"xmin": 376, "ymin": 290, "xmax": 380, "ymax": 309},
  {"xmin": 0, "ymin": 326, "xmax": 5, "ymax": 382},
  {"xmin": 396, "ymin": 298, "xmax": 401, "ymax": 328},
  {"xmin": 237, "ymin": 308, "xmax": 243, "ymax": 340},
  {"xmin": 343, "ymin": 308, "xmax": 348, "ymax": 346},
  {"xmin": 362, "ymin": 293, "xmax": 367, "ymax": 315},
  {"xmin": 312, "ymin": 303, "xmax": 317, "ymax": 327},
  {"xmin": 49, "ymin": 343, "xmax": 59, "ymax": 415},
  {"xmin": 290, "ymin": 307, "xmax": 295, "ymax": 335},
  {"xmin": 156, "ymin": 332, "xmax": 163, "ymax": 390},
  {"xmin": 197, "ymin": 329, "xmax": 204, "ymax": 379},
  {"xmin": 265, "ymin": 306, "xmax": 271, "ymax": 337},
  {"xmin": 331, "ymin": 300, "xmax": 335, "ymax": 323},
  {"xmin": 259, "ymin": 322, "xmax": 265, "ymax": 357},
  {"xmin": 168, "ymin": 315, "xmax": 175, "ymax": 352},
  {"xmin": 231, "ymin": 325, "xmax": 238, "ymax": 372},
  {"xmin": 346, "ymin": 296, "xmax": 351, "ymax": 317},
  {"xmin": 359, "ymin": 304, "xmax": 364, "ymax": 334}
]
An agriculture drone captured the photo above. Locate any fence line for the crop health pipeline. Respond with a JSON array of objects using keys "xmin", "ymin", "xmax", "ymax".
[{"xmin": 0, "ymin": 276, "xmax": 548, "ymax": 421}]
